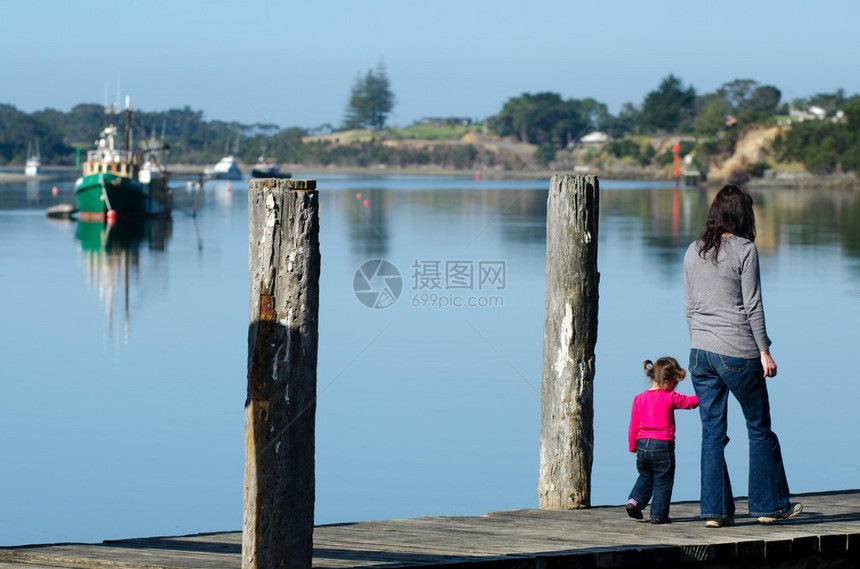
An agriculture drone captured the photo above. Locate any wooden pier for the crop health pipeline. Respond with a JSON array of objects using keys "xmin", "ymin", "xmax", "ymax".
[{"xmin": 1, "ymin": 489, "xmax": 858, "ymax": 569}]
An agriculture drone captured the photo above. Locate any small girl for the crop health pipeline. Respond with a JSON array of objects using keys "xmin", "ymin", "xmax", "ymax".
[{"xmin": 626, "ymin": 357, "xmax": 699, "ymax": 524}]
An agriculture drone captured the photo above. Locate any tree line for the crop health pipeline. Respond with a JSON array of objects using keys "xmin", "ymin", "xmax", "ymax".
[
  {"xmin": 493, "ymin": 75, "xmax": 860, "ymax": 176},
  {"xmin": 1, "ymin": 71, "xmax": 858, "ymax": 177},
  {"xmin": 0, "ymin": 102, "xmax": 298, "ymax": 167}
]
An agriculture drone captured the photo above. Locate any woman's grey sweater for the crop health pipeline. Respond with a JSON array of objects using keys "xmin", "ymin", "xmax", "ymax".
[{"xmin": 683, "ymin": 235, "xmax": 771, "ymax": 359}]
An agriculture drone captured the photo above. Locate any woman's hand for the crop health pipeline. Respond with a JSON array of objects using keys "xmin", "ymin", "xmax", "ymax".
[{"xmin": 761, "ymin": 350, "xmax": 777, "ymax": 378}]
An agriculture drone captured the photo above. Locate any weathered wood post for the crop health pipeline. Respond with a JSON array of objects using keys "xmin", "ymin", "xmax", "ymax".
[
  {"xmin": 539, "ymin": 174, "xmax": 599, "ymax": 509},
  {"xmin": 245, "ymin": 178, "xmax": 320, "ymax": 569}
]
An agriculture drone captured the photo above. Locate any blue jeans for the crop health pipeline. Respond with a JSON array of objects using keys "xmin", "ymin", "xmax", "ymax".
[
  {"xmin": 689, "ymin": 349, "xmax": 791, "ymax": 518},
  {"xmin": 629, "ymin": 438, "xmax": 675, "ymax": 521}
]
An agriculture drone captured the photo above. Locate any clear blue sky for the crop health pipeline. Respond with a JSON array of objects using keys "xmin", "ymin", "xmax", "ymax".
[{"xmin": 4, "ymin": 0, "xmax": 859, "ymax": 129}]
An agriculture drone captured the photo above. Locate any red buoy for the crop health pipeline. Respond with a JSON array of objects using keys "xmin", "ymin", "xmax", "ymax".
[{"xmin": 673, "ymin": 143, "xmax": 681, "ymax": 179}]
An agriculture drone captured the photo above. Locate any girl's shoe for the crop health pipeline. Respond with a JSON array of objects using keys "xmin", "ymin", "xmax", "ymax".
[
  {"xmin": 704, "ymin": 517, "xmax": 735, "ymax": 528},
  {"xmin": 757, "ymin": 503, "xmax": 802, "ymax": 524},
  {"xmin": 625, "ymin": 500, "xmax": 643, "ymax": 519}
]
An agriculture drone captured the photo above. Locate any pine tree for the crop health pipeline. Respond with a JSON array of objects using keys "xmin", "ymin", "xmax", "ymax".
[
  {"xmin": 342, "ymin": 73, "xmax": 367, "ymax": 130},
  {"xmin": 342, "ymin": 60, "xmax": 395, "ymax": 130}
]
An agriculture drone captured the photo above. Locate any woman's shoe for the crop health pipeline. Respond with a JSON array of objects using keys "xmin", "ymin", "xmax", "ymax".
[
  {"xmin": 704, "ymin": 517, "xmax": 735, "ymax": 528},
  {"xmin": 757, "ymin": 503, "xmax": 802, "ymax": 523}
]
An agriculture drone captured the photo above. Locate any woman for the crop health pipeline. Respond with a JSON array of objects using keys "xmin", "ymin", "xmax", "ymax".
[{"xmin": 683, "ymin": 185, "xmax": 801, "ymax": 528}]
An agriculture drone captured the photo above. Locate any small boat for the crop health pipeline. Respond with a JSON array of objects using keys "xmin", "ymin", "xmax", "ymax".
[
  {"xmin": 203, "ymin": 155, "xmax": 244, "ymax": 181},
  {"xmin": 74, "ymin": 100, "xmax": 172, "ymax": 221},
  {"xmin": 251, "ymin": 156, "xmax": 291, "ymax": 179},
  {"xmin": 45, "ymin": 203, "xmax": 77, "ymax": 219},
  {"xmin": 25, "ymin": 142, "xmax": 41, "ymax": 176}
]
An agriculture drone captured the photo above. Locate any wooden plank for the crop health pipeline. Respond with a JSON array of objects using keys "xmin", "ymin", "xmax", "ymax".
[{"xmin": 2, "ymin": 490, "xmax": 859, "ymax": 569}]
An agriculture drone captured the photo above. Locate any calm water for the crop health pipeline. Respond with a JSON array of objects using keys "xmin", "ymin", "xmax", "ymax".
[{"xmin": 1, "ymin": 172, "xmax": 858, "ymax": 546}]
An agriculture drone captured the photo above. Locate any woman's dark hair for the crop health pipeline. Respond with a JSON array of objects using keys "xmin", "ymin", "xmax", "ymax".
[{"xmin": 697, "ymin": 184, "xmax": 757, "ymax": 262}]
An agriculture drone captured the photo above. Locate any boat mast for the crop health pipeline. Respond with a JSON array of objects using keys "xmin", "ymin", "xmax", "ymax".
[{"xmin": 125, "ymin": 95, "xmax": 131, "ymax": 157}]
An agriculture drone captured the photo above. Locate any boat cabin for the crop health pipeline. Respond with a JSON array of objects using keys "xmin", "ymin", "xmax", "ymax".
[{"xmin": 82, "ymin": 125, "xmax": 139, "ymax": 179}]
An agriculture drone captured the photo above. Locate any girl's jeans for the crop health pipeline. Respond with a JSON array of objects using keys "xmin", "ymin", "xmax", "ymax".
[
  {"xmin": 689, "ymin": 349, "xmax": 791, "ymax": 518},
  {"xmin": 629, "ymin": 438, "xmax": 675, "ymax": 521}
]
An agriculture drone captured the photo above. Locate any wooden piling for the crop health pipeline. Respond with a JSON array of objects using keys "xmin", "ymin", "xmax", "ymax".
[
  {"xmin": 539, "ymin": 174, "xmax": 599, "ymax": 510},
  {"xmin": 245, "ymin": 178, "xmax": 320, "ymax": 569}
]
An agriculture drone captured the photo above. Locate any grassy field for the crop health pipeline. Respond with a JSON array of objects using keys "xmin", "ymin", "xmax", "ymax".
[{"xmin": 393, "ymin": 123, "xmax": 482, "ymax": 140}]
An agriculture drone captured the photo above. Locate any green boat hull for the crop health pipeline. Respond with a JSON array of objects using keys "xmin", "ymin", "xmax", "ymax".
[{"xmin": 74, "ymin": 173, "xmax": 172, "ymax": 220}]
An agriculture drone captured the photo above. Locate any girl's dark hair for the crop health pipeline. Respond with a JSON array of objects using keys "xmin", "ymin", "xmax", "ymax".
[
  {"xmin": 643, "ymin": 357, "xmax": 686, "ymax": 390},
  {"xmin": 698, "ymin": 184, "xmax": 756, "ymax": 262}
]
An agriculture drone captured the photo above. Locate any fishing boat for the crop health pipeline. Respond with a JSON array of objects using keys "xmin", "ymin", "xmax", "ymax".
[
  {"xmin": 25, "ymin": 142, "xmax": 41, "ymax": 176},
  {"xmin": 74, "ymin": 100, "xmax": 172, "ymax": 221},
  {"xmin": 203, "ymin": 155, "xmax": 243, "ymax": 181},
  {"xmin": 251, "ymin": 156, "xmax": 291, "ymax": 179}
]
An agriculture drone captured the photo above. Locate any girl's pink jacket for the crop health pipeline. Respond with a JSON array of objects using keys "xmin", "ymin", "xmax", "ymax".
[{"xmin": 629, "ymin": 389, "xmax": 699, "ymax": 452}]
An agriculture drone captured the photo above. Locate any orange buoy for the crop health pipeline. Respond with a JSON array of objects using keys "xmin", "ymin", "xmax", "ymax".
[
  {"xmin": 363, "ymin": 199, "xmax": 369, "ymax": 207},
  {"xmin": 52, "ymin": 187, "xmax": 58, "ymax": 196}
]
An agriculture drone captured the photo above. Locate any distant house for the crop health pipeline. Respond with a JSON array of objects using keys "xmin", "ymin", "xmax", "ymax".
[
  {"xmin": 419, "ymin": 117, "xmax": 473, "ymax": 127},
  {"xmin": 785, "ymin": 106, "xmax": 845, "ymax": 125},
  {"xmin": 579, "ymin": 131, "xmax": 610, "ymax": 144},
  {"xmin": 808, "ymin": 106, "xmax": 827, "ymax": 119},
  {"xmin": 789, "ymin": 106, "xmax": 828, "ymax": 122}
]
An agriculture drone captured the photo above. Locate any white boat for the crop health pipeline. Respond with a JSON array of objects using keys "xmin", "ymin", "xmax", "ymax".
[
  {"xmin": 138, "ymin": 126, "xmax": 169, "ymax": 184},
  {"xmin": 203, "ymin": 155, "xmax": 243, "ymax": 181},
  {"xmin": 251, "ymin": 156, "xmax": 291, "ymax": 179},
  {"xmin": 138, "ymin": 159, "xmax": 167, "ymax": 184},
  {"xmin": 25, "ymin": 142, "xmax": 41, "ymax": 176}
]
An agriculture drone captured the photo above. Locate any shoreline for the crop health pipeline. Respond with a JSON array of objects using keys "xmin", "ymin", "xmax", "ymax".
[{"xmin": 3, "ymin": 164, "xmax": 858, "ymax": 189}]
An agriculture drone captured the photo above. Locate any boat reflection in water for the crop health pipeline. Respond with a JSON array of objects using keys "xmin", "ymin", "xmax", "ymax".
[{"xmin": 76, "ymin": 219, "xmax": 172, "ymax": 342}]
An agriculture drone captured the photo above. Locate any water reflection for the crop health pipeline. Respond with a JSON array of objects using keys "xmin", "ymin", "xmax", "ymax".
[
  {"xmin": 343, "ymin": 187, "xmax": 390, "ymax": 257},
  {"xmin": 0, "ymin": 177, "xmax": 69, "ymax": 210},
  {"xmin": 3, "ymin": 173, "xmax": 860, "ymax": 546},
  {"xmin": 495, "ymin": 189, "xmax": 549, "ymax": 244},
  {"xmin": 76, "ymin": 219, "xmax": 172, "ymax": 342},
  {"xmin": 200, "ymin": 178, "xmax": 244, "ymax": 209},
  {"xmin": 332, "ymin": 185, "xmax": 552, "ymax": 260},
  {"xmin": 599, "ymin": 185, "xmax": 860, "ymax": 266},
  {"xmin": 328, "ymin": 179, "xmax": 860, "ymax": 275}
]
